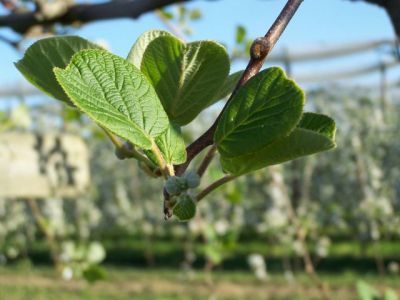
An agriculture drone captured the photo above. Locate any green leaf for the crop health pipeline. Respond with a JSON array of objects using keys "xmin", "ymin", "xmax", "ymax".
[
  {"xmin": 220, "ymin": 112, "xmax": 336, "ymax": 175},
  {"xmin": 383, "ymin": 289, "xmax": 399, "ymax": 300},
  {"xmin": 54, "ymin": 49, "xmax": 169, "ymax": 150},
  {"xmin": 215, "ymin": 67, "xmax": 304, "ymax": 158},
  {"xmin": 189, "ymin": 9, "xmax": 202, "ymax": 20},
  {"xmin": 141, "ymin": 35, "xmax": 230, "ymax": 125},
  {"xmin": 236, "ymin": 25, "xmax": 246, "ymax": 44},
  {"xmin": 159, "ymin": 9, "xmax": 174, "ymax": 20},
  {"xmin": 178, "ymin": 5, "xmax": 187, "ymax": 21},
  {"xmin": 145, "ymin": 123, "xmax": 187, "ymax": 164},
  {"xmin": 82, "ymin": 265, "xmax": 107, "ymax": 284},
  {"xmin": 357, "ymin": 281, "xmax": 380, "ymax": 300},
  {"xmin": 384, "ymin": 290, "xmax": 398, "ymax": 300},
  {"xmin": 15, "ymin": 36, "xmax": 100, "ymax": 105},
  {"xmin": 297, "ymin": 112, "xmax": 336, "ymax": 139},
  {"xmin": 173, "ymin": 194, "xmax": 196, "ymax": 221},
  {"xmin": 127, "ymin": 29, "xmax": 172, "ymax": 69},
  {"xmin": 204, "ymin": 245, "xmax": 223, "ymax": 264},
  {"xmin": 210, "ymin": 70, "xmax": 244, "ymax": 105}
]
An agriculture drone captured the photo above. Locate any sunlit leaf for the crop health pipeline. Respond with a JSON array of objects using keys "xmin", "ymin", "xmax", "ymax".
[
  {"xmin": 15, "ymin": 36, "xmax": 100, "ymax": 105},
  {"xmin": 127, "ymin": 29, "xmax": 172, "ymax": 68},
  {"xmin": 54, "ymin": 49, "xmax": 169, "ymax": 150},
  {"xmin": 145, "ymin": 122, "xmax": 187, "ymax": 164},
  {"xmin": 236, "ymin": 25, "xmax": 246, "ymax": 44},
  {"xmin": 220, "ymin": 113, "xmax": 336, "ymax": 175},
  {"xmin": 141, "ymin": 34, "xmax": 230, "ymax": 125},
  {"xmin": 357, "ymin": 280, "xmax": 380, "ymax": 300},
  {"xmin": 215, "ymin": 67, "xmax": 304, "ymax": 158},
  {"xmin": 189, "ymin": 9, "xmax": 202, "ymax": 20}
]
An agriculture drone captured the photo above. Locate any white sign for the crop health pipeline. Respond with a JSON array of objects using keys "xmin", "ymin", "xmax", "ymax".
[{"xmin": 0, "ymin": 133, "xmax": 90, "ymax": 198}]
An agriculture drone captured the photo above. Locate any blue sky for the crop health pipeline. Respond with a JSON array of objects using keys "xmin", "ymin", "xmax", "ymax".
[{"xmin": 0, "ymin": 0, "xmax": 398, "ymax": 93}]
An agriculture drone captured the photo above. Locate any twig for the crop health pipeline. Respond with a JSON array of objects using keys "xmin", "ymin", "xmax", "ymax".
[
  {"xmin": 26, "ymin": 198, "xmax": 62, "ymax": 272},
  {"xmin": 174, "ymin": 0, "xmax": 304, "ymax": 175},
  {"xmin": 196, "ymin": 144, "xmax": 217, "ymax": 177},
  {"xmin": 295, "ymin": 225, "xmax": 331, "ymax": 300},
  {"xmin": 0, "ymin": 0, "xmax": 188, "ymax": 34},
  {"xmin": 285, "ymin": 193, "xmax": 331, "ymax": 299},
  {"xmin": 196, "ymin": 174, "xmax": 237, "ymax": 202}
]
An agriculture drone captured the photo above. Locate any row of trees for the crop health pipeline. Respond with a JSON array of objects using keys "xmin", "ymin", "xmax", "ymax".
[{"xmin": 1, "ymin": 84, "xmax": 399, "ymax": 281}]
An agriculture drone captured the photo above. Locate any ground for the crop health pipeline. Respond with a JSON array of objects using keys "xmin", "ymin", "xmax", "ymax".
[{"xmin": 0, "ymin": 266, "xmax": 399, "ymax": 300}]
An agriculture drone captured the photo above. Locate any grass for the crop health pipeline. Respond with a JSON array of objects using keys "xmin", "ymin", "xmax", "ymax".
[
  {"xmin": 0, "ymin": 265, "xmax": 399, "ymax": 300},
  {"xmin": 28, "ymin": 239, "xmax": 400, "ymax": 273}
]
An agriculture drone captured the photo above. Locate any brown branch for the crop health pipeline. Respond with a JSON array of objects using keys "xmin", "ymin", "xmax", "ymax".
[
  {"xmin": 0, "ymin": 0, "xmax": 189, "ymax": 34},
  {"xmin": 0, "ymin": 0, "xmax": 397, "ymax": 42},
  {"xmin": 174, "ymin": 0, "xmax": 304, "ymax": 176},
  {"xmin": 196, "ymin": 144, "xmax": 217, "ymax": 177}
]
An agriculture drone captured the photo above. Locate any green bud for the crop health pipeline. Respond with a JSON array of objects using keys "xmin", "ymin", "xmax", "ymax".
[
  {"xmin": 165, "ymin": 176, "xmax": 182, "ymax": 195},
  {"xmin": 114, "ymin": 147, "xmax": 127, "ymax": 160},
  {"xmin": 185, "ymin": 171, "xmax": 200, "ymax": 188},
  {"xmin": 114, "ymin": 142, "xmax": 134, "ymax": 160},
  {"xmin": 177, "ymin": 176, "xmax": 188, "ymax": 190},
  {"xmin": 173, "ymin": 194, "xmax": 196, "ymax": 221}
]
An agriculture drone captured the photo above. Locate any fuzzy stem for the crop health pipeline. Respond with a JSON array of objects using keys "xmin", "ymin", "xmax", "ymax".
[
  {"xmin": 151, "ymin": 141, "xmax": 173, "ymax": 178},
  {"xmin": 196, "ymin": 174, "xmax": 237, "ymax": 202}
]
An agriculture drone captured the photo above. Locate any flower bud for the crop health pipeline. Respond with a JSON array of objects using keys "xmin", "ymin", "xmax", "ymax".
[
  {"xmin": 165, "ymin": 176, "xmax": 182, "ymax": 195},
  {"xmin": 185, "ymin": 171, "xmax": 200, "ymax": 188},
  {"xmin": 173, "ymin": 194, "xmax": 196, "ymax": 221}
]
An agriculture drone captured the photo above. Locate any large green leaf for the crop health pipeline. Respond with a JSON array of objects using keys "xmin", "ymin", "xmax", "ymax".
[
  {"xmin": 127, "ymin": 29, "xmax": 172, "ymax": 68},
  {"xmin": 127, "ymin": 27, "xmax": 191, "ymax": 171},
  {"xmin": 145, "ymin": 122, "xmax": 187, "ymax": 164},
  {"xmin": 141, "ymin": 35, "xmax": 230, "ymax": 125},
  {"xmin": 215, "ymin": 67, "xmax": 304, "ymax": 158},
  {"xmin": 15, "ymin": 36, "xmax": 100, "ymax": 105},
  {"xmin": 220, "ymin": 112, "xmax": 336, "ymax": 175},
  {"xmin": 54, "ymin": 49, "xmax": 169, "ymax": 150}
]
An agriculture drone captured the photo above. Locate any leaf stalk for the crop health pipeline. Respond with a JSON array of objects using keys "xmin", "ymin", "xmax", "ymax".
[{"xmin": 196, "ymin": 174, "xmax": 237, "ymax": 202}]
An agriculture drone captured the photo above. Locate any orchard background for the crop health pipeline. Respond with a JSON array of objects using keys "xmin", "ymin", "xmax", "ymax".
[{"xmin": 0, "ymin": 1, "xmax": 400, "ymax": 299}]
